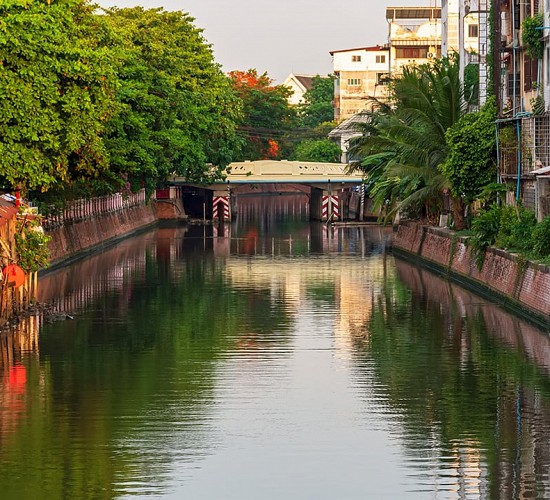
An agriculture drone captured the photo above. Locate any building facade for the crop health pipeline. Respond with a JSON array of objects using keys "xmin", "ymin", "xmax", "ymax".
[
  {"xmin": 386, "ymin": 6, "xmax": 442, "ymax": 74},
  {"xmin": 329, "ymin": 46, "xmax": 390, "ymax": 122}
]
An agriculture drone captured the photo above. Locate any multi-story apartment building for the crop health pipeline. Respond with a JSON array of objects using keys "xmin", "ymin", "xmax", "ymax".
[
  {"xmin": 499, "ymin": 0, "xmax": 541, "ymax": 115},
  {"xmin": 441, "ymin": 0, "xmax": 489, "ymax": 106},
  {"xmin": 329, "ymin": 45, "xmax": 390, "ymax": 122},
  {"xmin": 386, "ymin": 6, "xmax": 442, "ymax": 75}
]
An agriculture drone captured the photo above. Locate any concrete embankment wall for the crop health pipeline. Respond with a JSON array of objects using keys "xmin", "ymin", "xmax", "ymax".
[
  {"xmin": 393, "ymin": 223, "xmax": 550, "ymax": 323},
  {"xmin": 46, "ymin": 204, "xmax": 157, "ymax": 269}
]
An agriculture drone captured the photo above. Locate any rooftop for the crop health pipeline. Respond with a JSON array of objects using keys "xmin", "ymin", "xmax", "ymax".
[{"xmin": 386, "ymin": 7, "xmax": 441, "ymax": 20}]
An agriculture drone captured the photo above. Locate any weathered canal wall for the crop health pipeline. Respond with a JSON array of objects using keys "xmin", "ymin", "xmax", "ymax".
[
  {"xmin": 393, "ymin": 222, "xmax": 550, "ymax": 322},
  {"xmin": 47, "ymin": 203, "xmax": 157, "ymax": 268}
]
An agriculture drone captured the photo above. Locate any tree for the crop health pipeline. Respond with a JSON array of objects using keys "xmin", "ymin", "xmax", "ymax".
[
  {"xmin": 348, "ymin": 56, "xmax": 466, "ymax": 225},
  {"xmin": 103, "ymin": 7, "xmax": 242, "ymax": 191},
  {"xmin": 298, "ymin": 75, "xmax": 335, "ymax": 128},
  {"xmin": 229, "ymin": 69, "xmax": 296, "ymax": 161},
  {"xmin": 291, "ymin": 139, "xmax": 341, "ymax": 163},
  {"xmin": 0, "ymin": 0, "xmax": 119, "ymax": 194},
  {"xmin": 440, "ymin": 97, "xmax": 497, "ymax": 209}
]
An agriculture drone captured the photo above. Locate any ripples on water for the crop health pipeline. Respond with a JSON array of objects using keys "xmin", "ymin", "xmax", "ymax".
[{"xmin": 1, "ymin": 196, "xmax": 550, "ymax": 498}]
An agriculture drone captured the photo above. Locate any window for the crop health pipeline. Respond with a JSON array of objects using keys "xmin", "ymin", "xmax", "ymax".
[
  {"xmin": 352, "ymin": 55, "xmax": 362, "ymax": 62},
  {"xmin": 507, "ymin": 73, "xmax": 520, "ymax": 97},
  {"xmin": 347, "ymin": 78, "xmax": 361, "ymax": 86},
  {"xmin": 395, "ymin": 47, "xmax": 429, "ymax": 59},
  {"xmin": 376, "ymin": 73, "xmax": 389, "ymax": 85},
  {"xmin": 468, "ymin": 24, "xmax": 479, "ymax": 38},
  {"xmin": 376, "ymin": 55, "xmax": 386, "ymax": 64}
]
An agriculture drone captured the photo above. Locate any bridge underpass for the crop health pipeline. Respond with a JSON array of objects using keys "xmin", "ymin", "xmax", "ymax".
[{"xmin": 165, "ymin": 160, "xmax": 371, "ymax": 222}]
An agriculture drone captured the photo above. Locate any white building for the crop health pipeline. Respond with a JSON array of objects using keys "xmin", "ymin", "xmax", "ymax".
[
  {"xmin": 329, "ymin": 45, "xmax": 390, "ymax": 122},
  {"xmin": 441, "ymin": 0, "xmax": 489, "ymax": 106},
  {"xmin": 282, "ymin": 74, "xmax": 315, "ymax": 106}
]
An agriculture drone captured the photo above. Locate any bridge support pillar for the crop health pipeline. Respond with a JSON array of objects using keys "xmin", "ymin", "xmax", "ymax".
[
  {"xmin": 322, "ymin": 191, "xmax": 340, "ymax": 222},
  {"xmin": 310, "ymin": 187, "xmax": 341, "ymax": 222},
  {"xmin": 212, "ymin": 189, "xmax": 231, "ymax": 222}
]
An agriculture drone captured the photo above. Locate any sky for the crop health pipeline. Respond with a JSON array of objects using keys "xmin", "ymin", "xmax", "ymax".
[{"xmin": 97, "ymin": 0, "xmax": 436, "ymax": 83}]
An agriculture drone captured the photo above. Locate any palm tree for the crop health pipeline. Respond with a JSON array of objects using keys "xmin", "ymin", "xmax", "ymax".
[{"xmin": 348, "ymin": 56, "xmax": 466, "ymax": 226}]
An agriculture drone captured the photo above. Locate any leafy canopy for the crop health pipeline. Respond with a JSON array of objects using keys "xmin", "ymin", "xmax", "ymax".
[
  {"xmin": 297, "ymin": 75, "xmax": 335, "ymax": 128},
  {"xmin": 229, "ymin": 69, "xmax": 296, "ymax": 160},
  {"xmin": 103, "ymin": 7, "xmax": 242, "ymax": 189},
  {"xmin": 440, "ymin": 97, "xmax": 497, "ymax": 204},
  {"xmin": 0, "ymin": 0, "xmax": 119, "ymax": 193}
]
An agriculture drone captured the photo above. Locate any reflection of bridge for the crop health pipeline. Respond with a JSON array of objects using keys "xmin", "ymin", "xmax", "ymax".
[{"xmin": 166, "ymin": 160, "xmax": 368, "ymax": 223}]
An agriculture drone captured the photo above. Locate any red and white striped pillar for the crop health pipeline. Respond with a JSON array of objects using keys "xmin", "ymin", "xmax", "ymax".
[
  {"xmin": 322, "ymin": 193, "xmax": 340, "ymax": 222},
  {"xmin": 212, "ymin": 195, "xmax": 231, "ymax": 221}
]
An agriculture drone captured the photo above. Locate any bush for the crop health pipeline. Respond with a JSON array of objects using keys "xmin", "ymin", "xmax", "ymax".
[
  {"xmin": 532, "ymin": 215, "xmax": 550, "ymax": 257},
  {"xmin": 495, "ymin": 205, "xmax": 536, "ymax": 251},
  {"xmin": 469, "ymin": 204, "xmax": 504, "ymax": 268}
]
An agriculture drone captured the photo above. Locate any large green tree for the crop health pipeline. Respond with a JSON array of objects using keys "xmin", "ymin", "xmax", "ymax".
[
  {"xmin": 103, "ymin": 7, "xmax": 242, "ymax": 190},
  {"xmin": 297, "ymin": 75, "xmax": 335, "ymax": 128},
  {"xmin": 229, "ymin": 69, "xmax": 296, "ymax": 161},
  {"xmin": 0, "ymin": 0, "xmax": 119, "ymax": 194},
  {"xmin": 291, "ymin": 139, "xmax": 341, "ymax": 163}
]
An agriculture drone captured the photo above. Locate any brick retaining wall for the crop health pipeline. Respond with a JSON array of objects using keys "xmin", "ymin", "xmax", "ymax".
[
  {"xmin": 47, "ymin": 204, "xmax": 157, "ymax": 267},
  {"xmin": 393, "ymin": 223, "xmax": 550, "ymax": 320}
]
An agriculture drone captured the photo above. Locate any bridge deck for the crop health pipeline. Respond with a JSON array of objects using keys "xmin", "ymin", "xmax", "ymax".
[{"xmin": 170, "ymin": 160, "xmax": 364, "ymax": 185}]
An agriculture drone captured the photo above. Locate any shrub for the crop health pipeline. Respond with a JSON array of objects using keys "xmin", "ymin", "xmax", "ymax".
[
  {"xmin": 15, "ymin": 216, "xmax": 51, "ymax": 272},
  {"xmin": 469, "ymin": 204, "xmax": 504, "ymax": 268},
  {"xmin": 495, "ymin": 205, "xmax": 536, "ymax": 251},
  {"xmin": 532, "ymin": 215, "xmax": 550, "ymax": 257}
]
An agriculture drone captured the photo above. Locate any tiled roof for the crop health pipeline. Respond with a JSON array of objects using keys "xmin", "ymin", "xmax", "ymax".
[{"xmin": 294, "ymin": 74, "xmax": 315, "ymax": 90}]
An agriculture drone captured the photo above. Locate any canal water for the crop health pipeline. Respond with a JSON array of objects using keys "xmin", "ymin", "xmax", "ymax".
[{"xmin": 2, "ymin": 194, "xmax": 550, "ymax": 499}]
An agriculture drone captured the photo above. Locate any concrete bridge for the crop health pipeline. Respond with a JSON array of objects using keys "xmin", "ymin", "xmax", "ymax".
[{"xmin": 165, "ymin": 160, "xmax": 367, "ymax": 222}]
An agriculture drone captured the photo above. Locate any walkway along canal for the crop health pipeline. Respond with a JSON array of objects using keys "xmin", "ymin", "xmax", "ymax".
[{"xmin": 2, "ymin": 196, "xmax": 550, "ymax": 498}]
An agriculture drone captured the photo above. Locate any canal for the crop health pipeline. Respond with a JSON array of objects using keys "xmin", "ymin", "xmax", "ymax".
[{"xmin": 2, "ymin": 194, "xmax": 550, "ymax": 498}]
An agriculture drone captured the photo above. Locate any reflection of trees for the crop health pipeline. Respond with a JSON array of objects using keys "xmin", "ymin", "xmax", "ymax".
[
  {"xmin": 354, "ymin": 259, "xmax": 550, "ymax": 498},
  {"xmin": 0, "ymin": 230, "xmax": 294, "ymax": 499}
]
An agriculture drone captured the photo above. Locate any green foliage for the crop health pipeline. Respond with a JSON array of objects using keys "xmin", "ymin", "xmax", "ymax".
[
  {"xmin": 229, "ymin": 69, "xmax": 296, "ymax": 161},
  {"xmin": 349, "ymin": 55, "xmax": 464, "ymax": 220},
  {"xmin": 15, "ymin": 216, "xmax": 51, "ymax": 272},
  {"xmin": 291, "ymin": 139, "xmax": 341, "ymax": 163},
  {"xmin": 530, "ymin": 94, "xmax": 545, "ymax": 115},
  {"xmin": 477, "ymin": 182, "xmax": 511, "ymax": 207},
  {"xmin": 495, "ymin": 205, "xmax": 536, "ymax": 251},
  {"xmin": 522, "ymin": 14, "xmax": 545, "ymax": 60},
  {"xmin": 469, "ymin": 204, "xmax": 503, "ymax": 268},
  {"xmin": 440, "ymin": 97, "xmax": 497, "ymax": 204},
  {"xmin": 464, "ymin": 63, "xmax": 479, "ymax": 105},
  {"xmin": 469, "ymin": 203, "xmax": 536, "ymax": 268},
  {"xmin": 103, "ymin": 7, "xmax": 242, "ymax": 186},
  {"xmin": 297, "ymin": 75, "xmax": 335, "ymax": 128},
  {"xmin": 0, "ymin": 0, "xmax": 119, "ymax": 193},
  {"xmin": 531, "ymin": 215, "xmax": 550, "ymax": 257}
]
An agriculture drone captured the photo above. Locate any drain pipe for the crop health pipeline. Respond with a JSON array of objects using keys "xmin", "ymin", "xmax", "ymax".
[{"xmin": 516, "ymin": 118, "xmax": 521, "ymax": 202}]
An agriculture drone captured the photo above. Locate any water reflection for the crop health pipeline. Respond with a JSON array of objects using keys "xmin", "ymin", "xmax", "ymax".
[
  {"xmin": 353, "ymin": 259, "xmax": 550, "ymax": 498},
  {"xmin": 1, "ymin": 196, "xmax": 550, "ymax": 498}
]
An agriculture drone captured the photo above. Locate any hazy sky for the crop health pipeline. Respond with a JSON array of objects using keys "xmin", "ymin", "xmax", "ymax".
[{"xmin": 97, "ymin": 0, "xmax": 435, "ymax": 83}]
